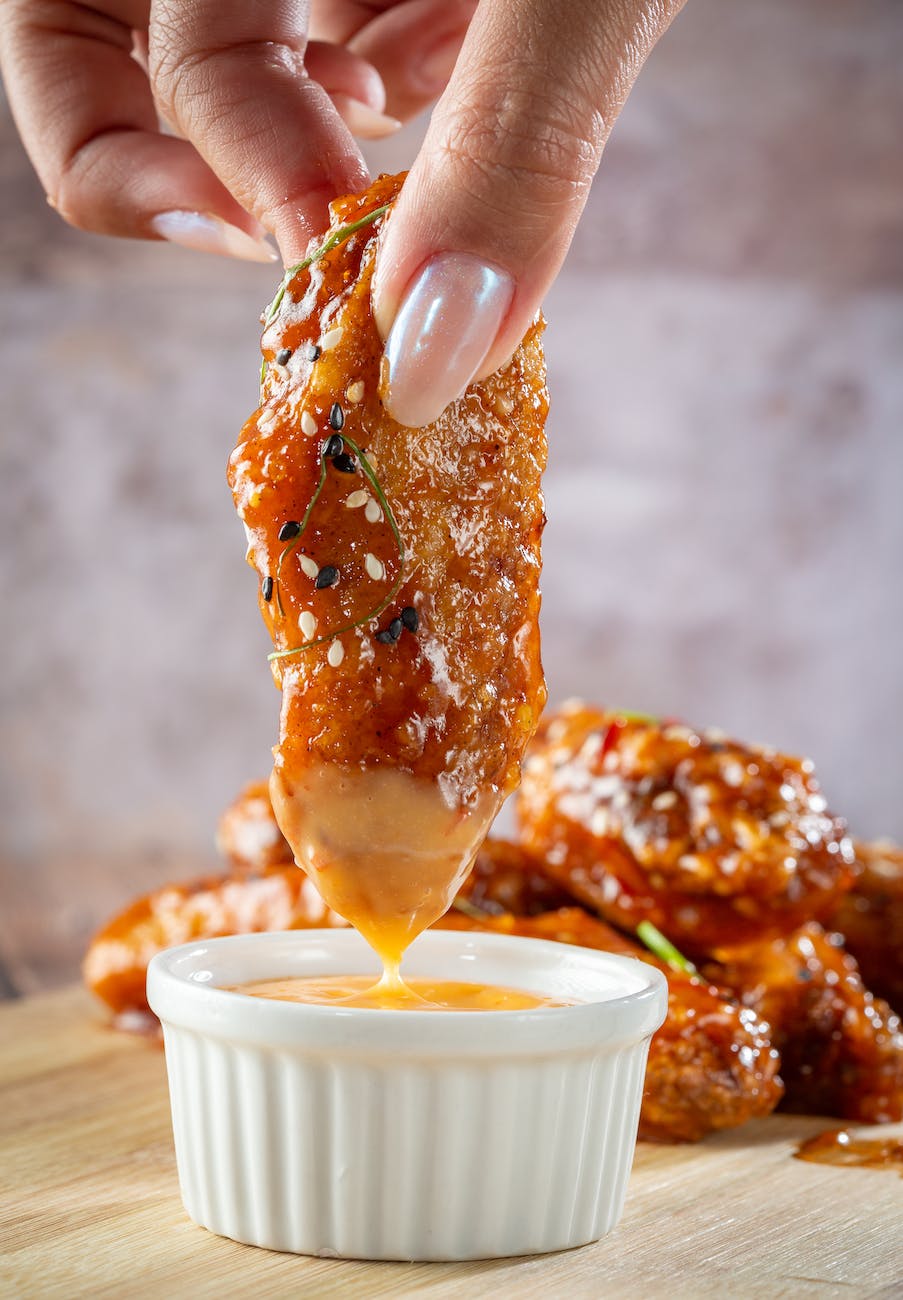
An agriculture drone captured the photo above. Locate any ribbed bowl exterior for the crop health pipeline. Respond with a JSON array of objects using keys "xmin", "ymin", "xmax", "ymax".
[
  {"xmin": 149, "ymin": 930, "xmax": 666, "ymax": 1261},
  {"xmin": 162, "ymin": 1027, "xmax": 651, "ymax": 1260}
]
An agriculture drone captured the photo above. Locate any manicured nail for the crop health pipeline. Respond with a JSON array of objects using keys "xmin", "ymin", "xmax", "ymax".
[
  {"xmin": 382, "ymin": 253, "xmax": 514, "ymax": 428},
  {"xmin": 332, "ymin": 94, "xmax": 402, "ymax": 140},
  {"xmin": 151, "ymin": 211, "xmax": 278, "ymax": 263}
]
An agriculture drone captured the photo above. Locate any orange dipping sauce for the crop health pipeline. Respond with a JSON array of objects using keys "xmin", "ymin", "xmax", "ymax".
[{"xmin": 232, "ymin": 974, "xmax": 571, "ymax": 1012}]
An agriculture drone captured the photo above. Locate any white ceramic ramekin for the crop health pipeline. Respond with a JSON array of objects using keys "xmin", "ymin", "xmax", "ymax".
[{"xmin": 147, "ymin": 929, "xmax": 666, "ymax": 1261}]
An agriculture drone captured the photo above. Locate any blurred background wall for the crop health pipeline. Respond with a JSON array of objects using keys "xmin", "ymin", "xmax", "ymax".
[{"xmin": 1, "ymin": 0, "xmax": 902, "ymax": 990}]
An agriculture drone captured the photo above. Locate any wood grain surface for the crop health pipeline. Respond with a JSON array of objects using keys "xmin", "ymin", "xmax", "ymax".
[{"xmin": 2, "ymin": 987, "xmax": 901, "ymax": 1299}]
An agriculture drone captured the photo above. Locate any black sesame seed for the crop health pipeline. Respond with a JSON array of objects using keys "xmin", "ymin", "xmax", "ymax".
[
  {"xmin": 278, "ymin": 520, "xmax": 301, "ymax": 541},
  {"xmin": 306, "ymin": 343, "xmax": 321, "ymax": 362},
  {"xmin": 375, "ymin": 628, "xmax": 396, "ymax": 645},
  {"xmin": 388, "ymin": 616, "xmax": 403, "ymax": 639},
  {"xmin": 275, "ymin": 347, "xmax": 292, "ymax": 366},
  {"xmin": 328, "ymin": 403, "xmax": 345, "ymax": 431},
  {"xmin": 262, "ymin": 576, "xmax": 274, "ymax": 602},
  {"xmin": 323, "ymin": 434, "xmax": 344, "ymax": 459},
  {"xmin": 332, "ymin": 452, "xmax": 356, "ymax": 474},
  {"xmin": 400, "ymin": 606, "xmax": 419, "ymax": 633},
  {"xmin": 315, "ymin": 565, "xmax": 339, "ymax": 589}
]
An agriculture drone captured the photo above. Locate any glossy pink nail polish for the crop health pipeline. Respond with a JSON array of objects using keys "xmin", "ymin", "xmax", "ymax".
[{"xmin": 382, "ymin": 253, "xmax": 514, "ymax": 428}]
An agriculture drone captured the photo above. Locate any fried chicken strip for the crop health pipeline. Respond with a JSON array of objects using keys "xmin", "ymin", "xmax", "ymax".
[
  {"xmin": 228, "ymin": 174, "xmax": 548, "ymax": 967},
  {"xmin": 518, "ymin": 702, "xmax": 857, "ymax": 955},
  {"xmin": 708, "ymin": 923, "xmax": 903, "ymax": 1123},
  {"xmin": 439, "ymin": 906, "xmax": 782, "ymax": 1142},
  {"xmin": 829, "ymin": 840, "xmax": 903, "ymax": 1016},
  {"xmin": 83, "ymin": 868, "xmax": 346, "ymax": 1018},
  {"xmin": 216, "ymin": 780, "xmax": 294, "ymax": 875}
]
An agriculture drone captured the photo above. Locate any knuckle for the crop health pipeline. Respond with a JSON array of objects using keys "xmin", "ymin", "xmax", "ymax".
[
  {"xmin": 437, "ymin": 82, "xmax": 602, "ymax": 215},
  {"xmin": 151, "ymin": 35, "xmax": 302, "ymax": 122}
]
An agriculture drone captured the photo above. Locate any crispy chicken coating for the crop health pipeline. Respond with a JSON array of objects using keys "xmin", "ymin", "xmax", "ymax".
[
  {"xmin": 439, "ymin": 906, "xmax": 782, "ymax": 1142},
  {"xmin": 708, "ymin": 923, "xmax": 903, "ymax": 1123},
  {"xmin": 228, "ymin": 173, "xmax": 548, "ymax": 965},
  {"xmin": 83, "ymin": 867, "xmax": 345, "ymax": 1017},
  {"xmin": 518, "ymin": 702, "xmax": 857, "ymax": 955},
  {"xmin": 457, "ymin": 837, "xmax": 576, "ymax": 917},
  {"xmin": 216, "ymin": 780, "xmax": 294, "ymax": 875},
  {"xmin": 829, "ymin": 840, "xmax": 903, "ymax": 1016}
]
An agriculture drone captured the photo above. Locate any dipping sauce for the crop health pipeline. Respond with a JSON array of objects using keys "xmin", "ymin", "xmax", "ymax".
[
  {"xmin": 232, "ymin": 974, "xmax": 571, "ymax": 1011},
  {"xmin": 794, "ymin": 1128, "xmax": 903, "ymax": 1175}
]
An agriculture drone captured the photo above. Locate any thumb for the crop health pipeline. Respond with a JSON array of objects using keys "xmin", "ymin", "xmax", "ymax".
[{"xmin": 373, "ymin": 0, "xmax": 684, "ymax": 428}]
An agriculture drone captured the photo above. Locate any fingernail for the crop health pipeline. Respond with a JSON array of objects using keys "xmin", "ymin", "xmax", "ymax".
[
  {"xmin": 332, "ymin": 94, "xmax": 402, "ymax": 141},
  {"xmin": 382, "ymin": 253, "xmax": 514, "ymax": 427},
  {"xmin": 150, "ymin": 211, "xmax": 278, "ymax": 263},
  {"xmin": 413, "ymin": 34, "xmax": 464, "ymax": 95}
]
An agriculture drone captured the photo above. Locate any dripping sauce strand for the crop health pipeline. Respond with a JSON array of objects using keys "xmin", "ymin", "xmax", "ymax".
[{"xmin": 794, "ymin": 1128, "xmax": 903, "ymax": 1175}]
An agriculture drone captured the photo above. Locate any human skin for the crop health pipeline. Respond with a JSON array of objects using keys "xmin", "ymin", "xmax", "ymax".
[{"xmin": 0, "ymin": 0, "xmax": 685, "ymax": 425}]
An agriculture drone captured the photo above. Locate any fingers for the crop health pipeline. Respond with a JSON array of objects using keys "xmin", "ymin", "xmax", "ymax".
[
  {"xmin": 0, "ymin": 0, "xmax": 271, "ymax": 254},
  {"xmin": 149, "ymin": 0, "xmax": 371, "ymax": 262},
  {"xmin": 304, "ymin": 40, "xmax": 401, "ymax": 139},
  {"xmin": 373, "ymin": 0, "xmax": 685, "ymax": 427},
  {"xmin": 345, "ymin": 0, "xmax": 477, "ymax": 122}
]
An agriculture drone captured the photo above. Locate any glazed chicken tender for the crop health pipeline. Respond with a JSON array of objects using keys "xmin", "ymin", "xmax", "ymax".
[
  {"xmin": 518, "ymin": 703, "xmax": 857, "ymax": 955},
  {"xmin": 709, "ymin": 923, "xmax": 903, "ymax": 1124},
  {"xmin": 439, "ymin": 906, "xmax": 783, "ymax": 1142},
  {"xmin": 829, "ymin": 840, "xmax": 903, "ymax": 1016},
  {"xmin": 83, "ymin": 867, "xmax": 346, "ymax": 1018},
  {"xmin": 228, "ymin": 174, "xmax": 548, "ymax": 967}
]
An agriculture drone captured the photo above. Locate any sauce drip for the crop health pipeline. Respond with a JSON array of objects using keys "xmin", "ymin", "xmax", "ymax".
[
  {"xmin": 270, "ymin": 764, "xmax": 501, "ymax": 988},
  {"xmin": 233, "ymin": 975, "xmax": 569, "ymax": 1011},
  {"xmin": 794, "ymin": 1129, "xmax": 903, "ymax": 1175}
]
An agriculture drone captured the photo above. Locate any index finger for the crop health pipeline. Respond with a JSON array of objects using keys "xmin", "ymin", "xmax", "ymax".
[{"xmin": 149, "ymin": 0, "xmax": 370, "ymax": 262}]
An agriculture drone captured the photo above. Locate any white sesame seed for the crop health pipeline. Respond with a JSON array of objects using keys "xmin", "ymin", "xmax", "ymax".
[
  {"xmin": 327, "ymin": 640, "xmax": 344, "ymax": 667},
  {"xmin": 299, "ymin": 555, "xmax": 319, "ymax": 580},
  {"xmin": 365, "ymin": 498, "xmax": 382, "ymax": 524},
  {"xmin": 652, "ymin": 791, "xmax": 678, "ymax": 811},
  {"xmin": 300, "ymin": 410, "xmax": 317, "ymax": 437},
  {"xmin": 364, "ymin": 552, "xmax": 384, "ymax": 581},
  {"xmin": 299, "ymin": 611, "xmax": 317, "ymax": 640},
  {"xmin": 319, "ymin": 326, "xmax": 343, "ymax": 352},
  {"xmin": 345, "ymin": 380, "xmax": 365, "ymax": 404},
  {"xmin": 345, "ymin": 489, "xmax": 368, "ymax": 509}
]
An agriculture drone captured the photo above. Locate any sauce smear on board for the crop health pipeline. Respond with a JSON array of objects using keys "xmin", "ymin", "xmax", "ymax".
[{"xmin": 794, "ymin": 1129, "xmax": 903, "ymax": 1175}]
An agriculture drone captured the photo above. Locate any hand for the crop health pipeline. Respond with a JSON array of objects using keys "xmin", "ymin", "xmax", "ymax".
[
  {"xmin": 373, "ymin": 0, "xmax": 685, "ymax": 425},
  {"xmin": 0, "ymin": 0, "xmax": 477, "ymax": 261},
  {"xmin": 0, "ymin": 0, "xmax": 684, "ymax": 426}
]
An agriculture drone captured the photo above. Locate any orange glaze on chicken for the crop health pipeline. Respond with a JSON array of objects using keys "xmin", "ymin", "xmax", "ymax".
[
  {"xmin": 518, "ymin": 702, "xmax": 857, "ymax": 955},
  {"xmin": 228, "ymin": 174, "xmax": 548, "ymax": 981}
]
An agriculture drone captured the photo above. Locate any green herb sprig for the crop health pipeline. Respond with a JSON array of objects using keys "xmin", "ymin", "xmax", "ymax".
[
  {"xmin": 259, "ymin": 203, "xmax": 390, "ymax": 386},
  {"xmin": 268, "ymin": 432, "xmax": 405, "ymax": 662},
  {"xmin": 636, "ymin": 920, "xmax": 697, "ymax": 975}
]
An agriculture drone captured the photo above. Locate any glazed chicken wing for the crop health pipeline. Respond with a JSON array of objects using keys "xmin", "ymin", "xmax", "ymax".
[
  {"xmin": 83, "ymin": 866, "xmax": 346, "ymax": 1018},
  {"xmin": 518, "ymin": 702, "xmax": 857, "ymax": 955},
  {"xmin": 708, "ymin": 922, "xmax": 903, "ymax": 1124},
  {"xmin": 228, "ymin": 174, "xmax": 547, "ymax": 967},
  {"xmin": 438, "ymin": 906, "xmax": 783, "ymax": 1142},
  {"xmin": 829, "ymin": 840, "xmax": 903, "ymax": 1016},
  {"xmin": 216, "ymin": 780, "xmax": 294, "ymax": 875},
  {"xmin": 457, "ymin": 837, "xmax": 576, "ymax": 917}
]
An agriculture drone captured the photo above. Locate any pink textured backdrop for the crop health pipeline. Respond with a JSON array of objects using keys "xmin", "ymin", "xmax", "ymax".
[{"xmin": 1, "ymin": 0, "xmax": 901, "ymax": 988}]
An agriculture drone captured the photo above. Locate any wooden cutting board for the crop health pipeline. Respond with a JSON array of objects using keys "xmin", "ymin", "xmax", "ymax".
[{"xmin": 1, "ymin": 987, "xmax": 901, "ymax": 1300}]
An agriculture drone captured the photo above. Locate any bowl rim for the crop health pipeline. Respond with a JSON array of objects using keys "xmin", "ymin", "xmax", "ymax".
[{"xmin": 147, "ymin": 928, "xmax": 668, "ymax": 1057}]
